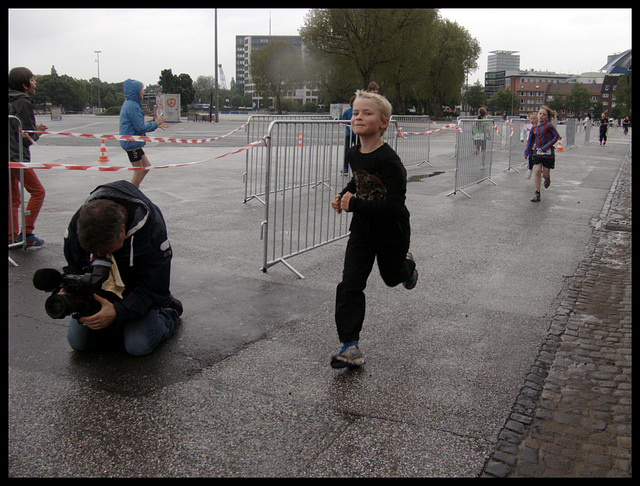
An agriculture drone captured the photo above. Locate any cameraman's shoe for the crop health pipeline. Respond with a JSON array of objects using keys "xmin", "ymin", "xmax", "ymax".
[
  {"xmin": 164, "ymin": 294, "xmax": 183, "ymax": 316},
  {"xmin": 403, "ymin": 252, "xmax": 418, "ymax": 289}
]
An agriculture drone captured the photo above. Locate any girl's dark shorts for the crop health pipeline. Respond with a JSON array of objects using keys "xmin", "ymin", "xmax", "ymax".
[
  {"xmin": 531, "ymin": 155, "xmax": 555, "ymax": 169},
  {"xmin": 126, "ymin": 148, "xmax": 145, "ymax": 163}
]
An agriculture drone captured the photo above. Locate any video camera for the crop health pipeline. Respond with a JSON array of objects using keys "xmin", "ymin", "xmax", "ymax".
[{"xmin": 33, "ymin": 258, "xmax": 113, "ymax": 319}]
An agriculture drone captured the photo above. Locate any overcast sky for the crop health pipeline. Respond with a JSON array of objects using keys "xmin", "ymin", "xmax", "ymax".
[{"xmin": 8, "ymin": 8, "xmax": 632, "ymax": 89}]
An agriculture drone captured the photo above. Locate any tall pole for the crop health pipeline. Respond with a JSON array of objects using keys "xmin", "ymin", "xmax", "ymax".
[
  {"xmin": 95, "ymin": 50, "xmax": 101, "ymax": 112},
  {"xmin": 214, "ymin": 9, "xmax": 219, "ymax": 123}
]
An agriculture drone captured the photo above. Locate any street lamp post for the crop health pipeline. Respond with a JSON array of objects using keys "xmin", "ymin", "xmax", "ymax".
[{"xmin": 95, "ymin": 50, "xmax": 101, "ymax": 112}]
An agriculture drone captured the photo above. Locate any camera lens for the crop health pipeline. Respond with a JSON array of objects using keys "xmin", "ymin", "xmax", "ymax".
[{"xmin": 44, "ymin": 294, "xmax": 73, "ymax": 319}]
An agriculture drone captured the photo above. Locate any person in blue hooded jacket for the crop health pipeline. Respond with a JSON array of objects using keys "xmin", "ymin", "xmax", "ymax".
[{"xmin": 119, "ymin": 79, "xmax": 167, "ymax": 187}]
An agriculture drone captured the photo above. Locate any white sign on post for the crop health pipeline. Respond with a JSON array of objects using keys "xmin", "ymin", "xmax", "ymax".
[{"xmin": 155, "ymin": 93, "xmax": 180, "ymax": 122}]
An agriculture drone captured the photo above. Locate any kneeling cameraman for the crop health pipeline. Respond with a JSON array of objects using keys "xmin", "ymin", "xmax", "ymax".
[{"xmin": 61, "ymin": 180, "xmax": 182, "ymax": 356}]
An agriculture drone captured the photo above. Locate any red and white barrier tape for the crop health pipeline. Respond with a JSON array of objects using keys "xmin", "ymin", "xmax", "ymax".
[
  {"xmin": 493, "ymin": 121, "xmax": 514, "ymax": 139},
  {"xmin": 20, "ymin": 120, "xmax": 250, "ymax": 144},
  {"xmin": 398, "ymin": 123, "xmax": 463, "ymax": 138},
  {"xmin": 8, "ymin": 137, "xmax": 266, "ymax": 171}
]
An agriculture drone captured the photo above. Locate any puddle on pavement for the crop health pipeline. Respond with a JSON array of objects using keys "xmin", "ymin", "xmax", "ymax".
[{"xmin": 407, "ymin": 171, "xmax": 445, "ymax": 182}]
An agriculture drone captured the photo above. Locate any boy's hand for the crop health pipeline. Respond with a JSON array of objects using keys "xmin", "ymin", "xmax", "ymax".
[
  {"xmin": 331, "ymin": 194, "xmax": 342, "ymax": 214},
  {"xmin": 340, "ymin": 192, "xmax": 354, "ymax": 212}
]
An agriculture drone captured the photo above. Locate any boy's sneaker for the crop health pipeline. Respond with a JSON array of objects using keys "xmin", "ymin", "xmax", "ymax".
[
  {"xmin": 403, "ymin": 252, "xmax": 418, "ymax": 289},
  {"xmin": 330, "ymin": 342, "xmax": 365, "ymax": 369},
  {"xmin": 20, "ymin": 233, "xmax": 44, "ymax": 248},
  {"xmin": 543, "ymin": 176, "xmax": 551, "ymax": 188}
]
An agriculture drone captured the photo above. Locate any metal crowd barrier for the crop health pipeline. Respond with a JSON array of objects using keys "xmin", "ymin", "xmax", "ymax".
[
  {"xmin": 506, "ymin": 118, "xmax": 529, "ymax": 173},
  {"xmin": 448, "ymin": 118, "xmax": 496, "ymax": 198},
  {"xmin": 8, "ymin": 115, "xmax": 28, "ymax": 263},
  {"xmin": 564, "ymin": 118, "xmax": 577, "ymax": 148},
  {"xmin": 244, "ymin": 114, "xmax": 332, "ymax": 204},
  {"xmin": 584, "ymin": 119, "xmax": 593, "ymax": 144},
  {"xmin": 261, "ymin": 119, "xmax": 352, "ymax": 278},
  {"xmin": 390, "ymin": 115, "xmax": 431, "ymax": 167}
]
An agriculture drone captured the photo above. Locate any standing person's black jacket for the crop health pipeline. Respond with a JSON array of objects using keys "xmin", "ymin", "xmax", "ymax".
[{"xmin": 8, "ymin": 89, "xmax": 40, "ymax": 162}]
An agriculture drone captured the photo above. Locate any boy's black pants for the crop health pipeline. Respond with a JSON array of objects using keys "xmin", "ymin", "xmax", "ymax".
[{"xmin": 335, "ymin": 227, "xmax": 414, "ymax": 343}]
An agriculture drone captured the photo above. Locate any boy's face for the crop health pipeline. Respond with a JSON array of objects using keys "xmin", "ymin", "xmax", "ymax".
[
  {"xmin": 351, "ymin": 98, "xmax": 389, "ymax": 137},
  {"xmin": 24, "ymin": 77, "xmax": 37, "ymax": 96}
]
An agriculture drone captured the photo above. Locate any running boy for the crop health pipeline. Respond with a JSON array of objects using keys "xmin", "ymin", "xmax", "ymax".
[{"xmin": 330, "ymin": 90, "xmax": 418, "ymax": 369}]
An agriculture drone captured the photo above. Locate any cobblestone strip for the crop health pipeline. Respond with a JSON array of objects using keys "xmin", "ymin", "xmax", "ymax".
[{"xmin": 482, "ymin": 154, "xmax": 632, "ymax": 477}]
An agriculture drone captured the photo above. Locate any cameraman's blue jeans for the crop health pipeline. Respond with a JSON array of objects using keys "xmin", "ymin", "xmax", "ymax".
[{"xmin": 67, "ymin": 307, "xmax": 180, "ymax": 356}]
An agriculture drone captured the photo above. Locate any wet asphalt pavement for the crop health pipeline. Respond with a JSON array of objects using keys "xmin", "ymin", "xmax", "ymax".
[{"xmin": 8, "ymin": 114, "xmax": 631, "ymax": 477}]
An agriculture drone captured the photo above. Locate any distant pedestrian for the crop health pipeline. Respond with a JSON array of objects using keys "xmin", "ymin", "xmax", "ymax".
[
  {"xmin": 599, "ymin": 112, "xmax": 608, "ymax": 146},
  {"xmin": 472, "ymin": 107, "xmax": 491, "ymax": 168},
  {"xmin": 622, "ymin": 116, "xmax": 630, "ymax": 135},
  {"xmin": 367, "ymin": 81, "xmax": 379, "ymax": 93},
  {"xmin": 119, "ymin": 79, "xmax": 168, "ymax": 187},
  {"xmin": 341, "ymin": 95, "xmax": 358, "ymax": 174},
  {"xmin": 525, "ymin": 105, "xmax": 559, "ymax": 202},
  {"xmin": 8, "ymin": 67, "xmax": 47, "ymax": 247}
]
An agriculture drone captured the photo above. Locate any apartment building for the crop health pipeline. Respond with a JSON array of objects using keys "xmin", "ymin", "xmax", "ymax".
[{"xmin": 235, "ymin": 35, "xmax": 318, "ymax": 109}]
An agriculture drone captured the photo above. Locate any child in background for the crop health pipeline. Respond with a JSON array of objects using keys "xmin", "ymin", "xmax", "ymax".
[
  {"xmin": 330, "ymin": 90, "xmax": 418, "ymax": 369},
  {"xmin": 119, "ymin": 79, "xmax": 168, "ymax": 187},
  {"xmin": 520, "ymin": 112, "xmax": 538, "ymax": 179},
  {"xmin": 524, "ymin": 105, "xmax": 559, "ymax": 202}
]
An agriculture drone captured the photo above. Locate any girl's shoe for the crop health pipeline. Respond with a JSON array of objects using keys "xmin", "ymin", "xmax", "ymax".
[{"xmin": 531, "ymin": 191, "xmax": 541, "ymax": 202}]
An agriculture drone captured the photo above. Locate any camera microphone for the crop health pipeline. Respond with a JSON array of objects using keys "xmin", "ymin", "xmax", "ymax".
[{"xmin": 32, "ymin": 268, "xmax": 63, "ymax": 292}]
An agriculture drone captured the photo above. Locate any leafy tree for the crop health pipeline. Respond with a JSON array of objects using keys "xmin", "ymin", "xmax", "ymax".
[
  {"xmin": 249, "ymin": 39, "xmax": 305, "ymax": 113},
  {"xmin": 465, "ymin": 82, "xmax": 486, "ymax": 113},
  {"xmin": 564, "ymin": 83, "xmax": 591, "ymax": 118},
  {"xmin": 614, "ymin": 74, "xmax": 631, "ymax": 116},
  {"xmin": 158, "ymin": 69, "xmax": 195, "ymax": 113},
  {"xmin": 418, "ymin": 18, "xmax": 479, "ymax": 117},
  {"xmin": 488, "ymin": 88, "xmax": 519, "ymax": 116},
  {"xmin": 301, "ymin": 9, "xmax": 479, "ymax": 116}
]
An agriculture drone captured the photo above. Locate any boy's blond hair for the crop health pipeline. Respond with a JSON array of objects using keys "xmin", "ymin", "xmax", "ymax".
[{"xmin": 354, "ymin": 89, "xmax": 392, "ymax": 134}]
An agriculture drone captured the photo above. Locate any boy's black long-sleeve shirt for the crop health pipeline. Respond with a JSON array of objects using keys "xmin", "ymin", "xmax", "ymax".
[{"xmin": 341, "ymin": 143, "xmax": 410, "ymax": 239}]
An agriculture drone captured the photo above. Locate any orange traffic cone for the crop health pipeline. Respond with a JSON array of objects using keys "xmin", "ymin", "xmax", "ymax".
[
  {"xmin": 557, "ymin": 138, "xmax": 564, "ymax": 152},
  {"xmin": 98, "ymin": 139, "xmax": 110, "ymax": 162}
]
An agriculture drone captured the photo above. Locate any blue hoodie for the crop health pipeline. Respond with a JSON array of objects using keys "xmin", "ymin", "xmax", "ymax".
[{"xmin": 119, "ymin": 79, "xmax": 158, "ymax": 151}]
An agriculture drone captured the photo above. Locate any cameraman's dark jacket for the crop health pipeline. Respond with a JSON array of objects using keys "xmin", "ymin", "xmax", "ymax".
[{"xmin": 63, "ymin": 180, "xmax": 173, "ymax": 327}]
